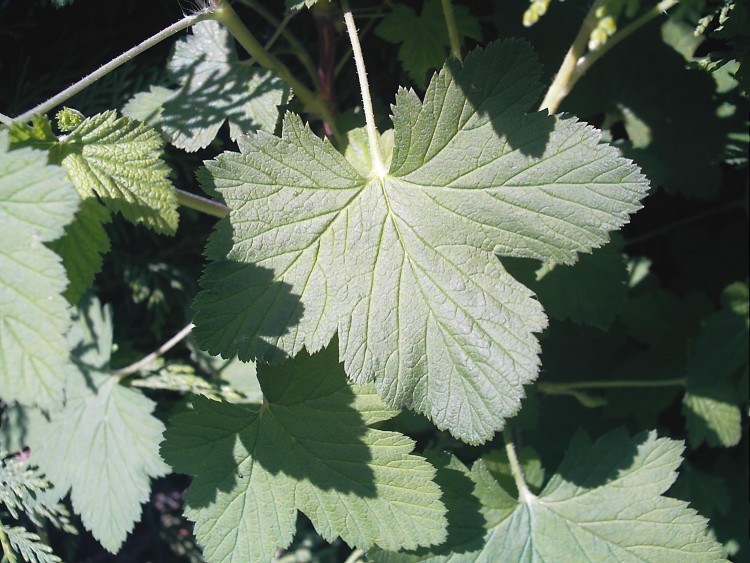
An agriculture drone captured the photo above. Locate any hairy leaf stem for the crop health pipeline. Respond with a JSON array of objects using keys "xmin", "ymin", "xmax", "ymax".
[
  {"xmin": 539, "ymin": 377, "xmax": 687, "ymax": 394},
  {"xmin": 213, "ymin": 0, "xmax": 340, "ymax": 141},
  {"xmin": 175, "ymin": 188, "xmax": 230, "ymax": 218},
  {"xmin": 541, "ymin": 0, "xmax": 678, "ymax": 114},
  {"xmin": 341, "ymin": 0, "xmax": 386, "ymax": 177},
  {"xmin": 441, "ymin": 0, "xmax": 462, "ymax": 61},
  {"xmin": 503, "ymin": 428, "xmax": 534, "ymax": 503},
  {"xmin": 113, "ymin": 322, "xmax": 195, "ymax": 380},
  {"xmin": 238, "ymin": 0, "xmax": 320, "ymax": 87},
  {"xmin": 11, "ymin": 12, "xmax": 212, "ymax": 124},
  {"xmin": 0, "ymin": 112, "xmax": 11, "ymax": 126},
  {"xmin": 343, "ymin": 548, "xmax": 365, "ymax": 563}
]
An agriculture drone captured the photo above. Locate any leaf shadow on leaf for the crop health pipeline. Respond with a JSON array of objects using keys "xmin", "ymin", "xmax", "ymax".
[
  {"xmin": 449, "ymin": 40, "xmax": 554, "ymax": 158},
  {"xmin": 172, "ymin": 348, "xmax": 379, "ymax": 512},
  {"xmin": 248, "ymin": 350, "xmax": 378, "ymax": 496},
  {"xmin": 193, "ymin": 229, "xmax": 305, "ymax": 364},
  {"xmin": 552, "ymin": 427, "xmax": 642, "ymax": 489},
  {"xmin": 161, "ymin": 54, "xmax": 280, "ymax": 147}
]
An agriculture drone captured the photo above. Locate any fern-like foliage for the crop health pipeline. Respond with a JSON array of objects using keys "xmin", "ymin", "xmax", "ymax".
[{"xmin": 0, "ymin": 448, "xmax": 72, "ymax": 563}]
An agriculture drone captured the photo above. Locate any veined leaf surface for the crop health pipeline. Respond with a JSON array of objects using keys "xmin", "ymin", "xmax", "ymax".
[
  {"xmin": 193, "ymin": 40, "xmax": 649, "ymax": 443},
  {"xmin": 0, "ymin": 131, "xmax": 78, "ymax": 406},
  {"xmin": 161, "ymin": 346, "xmax": 447, "ymax": 562}
]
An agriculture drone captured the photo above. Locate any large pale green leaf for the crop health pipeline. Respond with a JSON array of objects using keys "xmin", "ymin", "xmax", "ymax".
[
  {"xmin": 129, "ymin": 21, "xmax": 289, "ymax": 152},
  {"xmin": 27, "ymin": 298, "xmax": 169, "ymax": 552},
  {"xmin": 193, "ymin": 40, "xmax": 648, "ymax": 444},
  {"xmin": 374, "ymin": 429, "xmax": 726, "ymax": 562},
  {"xmin": 161, "ymin": 346, "xmax": 447, "ymax": 562},
  {"xmin": 0, "ymin": 130, "xmax": 78, "ymax": 406}
]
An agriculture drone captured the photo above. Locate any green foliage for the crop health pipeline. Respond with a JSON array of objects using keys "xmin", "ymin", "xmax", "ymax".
[
  {"xmin": 22, "ymin": 298, "xmax": 168, "ymax": 553},
  {"xmin": 376, "ymin": 0, "xmax": 481, "ymax": 84},
  {"xmin": 0, "ymin": 131, "xmax": 77, "ymax": 407},
  {"xmin": 161, "ymin": 346, "xmax": 447, "ymax": 562},
  {"xmin": 193, "ymin": 40, "xmax": 647, "ymax": 444},
  {"xmin": 124, "ymin": 21, "xmax": 289, "ymax": 152},
  {"xmin": 0, "ymin": 0, "xmax": 747, "ymax": 560},
  {"xmin": 375, "ymin": 430, "xmax": 726, "ymax": 562}
]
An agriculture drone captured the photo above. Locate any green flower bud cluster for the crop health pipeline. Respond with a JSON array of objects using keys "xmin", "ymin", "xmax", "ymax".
[
  {"xmin": 589, "ymin": 0, "xmax": 640, "ymax": 51},
  {"xmin": 523, "ymin": 0, "xmax": 551, "ymax": 28},
  {"xmin": 56, "ymin": 107, "xmax": 85, "ymax": 132}
]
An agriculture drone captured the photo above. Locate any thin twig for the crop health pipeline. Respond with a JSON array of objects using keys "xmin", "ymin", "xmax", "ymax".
[
  {"xmin": 113, "ymin": 323, "xmax": 195, "ymax": 379},
  {"xmin": 12, "ymin": 12, "xmax": 212, "ymax": 124},
  {"xmin": 441, "ymin": 0, "xmax": 462, "ymax": 61},
  {"xmin": 539, "ymin": 377, "xmax": 687, "ymax": 394}
]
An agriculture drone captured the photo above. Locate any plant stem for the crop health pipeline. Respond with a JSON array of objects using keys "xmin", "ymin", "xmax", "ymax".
[
  {"xmin": 314, "ymin": 0, "xmax": 338, "ymax": 139},
  {"xmin": 441, "ymin": 0, "xmax": 462, "ymax": 61},
  {"xmin": 113, "ymin": 322, "xmax": 195, "ymax": 379},
  {"xmin": 503, "ymin": 428, "xmax": 534, "ymax": 502},
  {"xmin": 175, "ymin": 188, "xmax": 230, "ymax": 218},
  {"xmin": 540, "ymin": 0, "xmax": 678, "ymax": 114},
  {"xmin": 12, "ymin": 12, "xmax": 212, "ymax": 124},
  {"xmin": 540, "ymin": 0, "xmax": 604, "ymax": 113},
  {"xmin": 341, "ymin": 0, "xmax": 385, "ymax": 176},
  {"xmin": 0, "ymin": 112, "xmax": 12, "ymax": 126},
  {"xmin": 0, "ymin": 523, "xmax": 17, "ymax": 563},
  {"xmin": 239, "ymin": 0, "xmax": 320, "ymax": 87},
  {"xmin": 539, "ymin": 377, "xmax": 687, "ymax": 394},
  {"xmin": 576, "ymin": 0, "xmax": 679, "ymax": 79},
  {"xmin": 213, "ymin": 0, "xmax": 340, "ymax": 141}
]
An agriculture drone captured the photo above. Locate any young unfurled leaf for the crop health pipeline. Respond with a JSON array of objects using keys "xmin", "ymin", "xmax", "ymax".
[
  {"xmin": 0, "ymin": 131, "xmax": 78, "ymax": 406},
  {"xmin": 60, "ymin": 111, "xmax": 179, "ymax": 234},
  {"xmin": 124, "ymin": 21, "xmax": 289, "ymax": 152},
  {"xmin": 193, "ymin": 40, "xmax": 648, "ymax": 444},
  {"xmin": 374, "ymin": 429, "xmax": 726, "ymax": 562},
  {"xmin": 9, "ymin": 111, "xmax": 179, "ymax": 235},
  {"xmin": 161, "ymin": 346, "xmax": 447, "ymax": 562},
  {"xmin": 376, "ymin": 0, "xmax": 481, "ymax": 84},
  {"xmin": 27, "ymin": 298, "xmax": 169, "ymax": 552}
]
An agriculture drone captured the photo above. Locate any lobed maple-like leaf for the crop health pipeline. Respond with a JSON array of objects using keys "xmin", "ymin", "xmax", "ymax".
[
  {"xmin": 124, "ymin": 21, "xmax": 289, "ymax": 152},
  {"xmin": 192, "ymin": 40, "xmax": 648, "ymax": 444},
  {"xmin": 374, "ymin": 429, "xmax": 727, "ymax": 562},
  {"xmin": 161, "ymin": 346, "xmax": 447, "ymax": 562},
  {"xmin": 0, "ymin": 130, "xmax": 78, "ymax": 406},
  {"xmin": 27, "ymin": 298, "xmax": 169, "ymax": 552}
]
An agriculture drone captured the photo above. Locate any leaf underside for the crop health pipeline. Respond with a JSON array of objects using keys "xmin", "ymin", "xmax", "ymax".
[
  {"xmin": 373, "ymin": 429, "xmax": 726, "ymax": 562},
  {"xmin": 161, "ymin": 346, "xmax": 447, "ymax": 562},
  {"xmin": 0, "ymin": 131, "xmax": 78, "ymax": 406},
  {"xmin": 192, "ymin": 40, "xmax": 649, "ymax": 445},
  {"xmin": 28, "ymin": 298, "xmax": 169, "ymax": 552}
]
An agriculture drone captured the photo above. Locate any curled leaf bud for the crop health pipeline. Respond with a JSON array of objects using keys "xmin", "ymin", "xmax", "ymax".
[{"xmin": 56, "ymin": 107, "xmax": 84, "ymax": 132}]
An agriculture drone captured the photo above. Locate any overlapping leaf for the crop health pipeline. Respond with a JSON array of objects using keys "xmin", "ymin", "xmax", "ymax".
[
  {"xmin": 376, "ymin": 0, "xmax": 481, "ymax": 84},
  {"xmin": 27, "ymin": 298, "xmax": 169, "ymax": 552},
  {"xmin": 161, "ymin": 346, "xmax": 447, "ymax": 562},
  {"xmin": 0, "ymin": 130, "xmax": 78, "ymax": 406},
  {"xmin": 194, "ymin": 40, "xmax": 648, "ymax": 444},
  {"xmin": 61, "ymin": 111, "xmax": 178, "ymax": 234},
  {"xmin": 374, "ymin": 429, "xmax": 726, "ymax": 562},
  {"xmin": 124, "ymin": 21, "xmax": 289, "ymax": 152}
]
